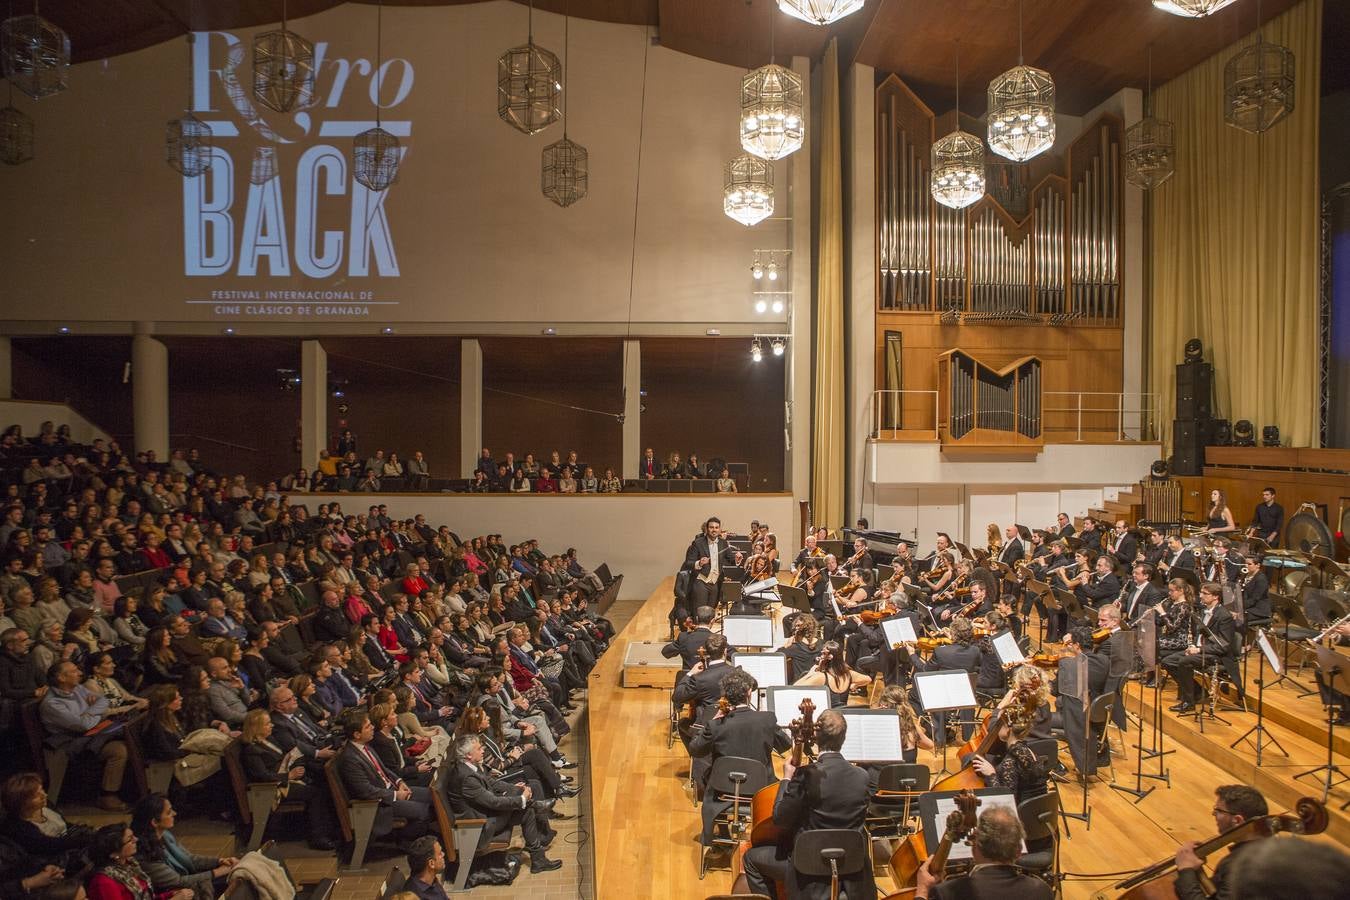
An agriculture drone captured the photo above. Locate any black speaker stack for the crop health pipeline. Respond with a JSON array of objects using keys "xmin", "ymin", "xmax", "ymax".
[{"xmin": 1173, "ymin": 359, "xmax": 1214, "ymax": 476}]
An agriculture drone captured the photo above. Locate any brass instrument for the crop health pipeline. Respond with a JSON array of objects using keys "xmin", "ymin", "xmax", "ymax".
[{"xmin": 1311, "ymin": 613, "xmax": 1350, "ymax": 645}]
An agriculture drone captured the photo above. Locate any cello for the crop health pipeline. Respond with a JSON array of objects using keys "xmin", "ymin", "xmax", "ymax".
[
  {"xmin": 885, "ymin": 789, "xmax": 981, "ymax": 899},
  {"xmin": 931, "ymin": 677, "xmax": 1044, "ymax": 792},
  {"xmin": 748, "ymin": 698, "xmax": 817, "ymax": 847},
  {"xmin": 1111, "ymin": 796, "xmax": 1327, "ymax": 899}
]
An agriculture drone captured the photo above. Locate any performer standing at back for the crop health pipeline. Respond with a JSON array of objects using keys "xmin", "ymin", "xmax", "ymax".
[
  {"xmin": 678, "ymin": 517, "xmax": 743, "ymax": 624},
  {"xmin": 741, "ymin": 709, "xmax": 876, "ymax": 900}
]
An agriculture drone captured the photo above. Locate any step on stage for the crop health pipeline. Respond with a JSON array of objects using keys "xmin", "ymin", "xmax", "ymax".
[{"xmin": 585, "ymin": 579, "xmax": 1348, "ymax": 900}]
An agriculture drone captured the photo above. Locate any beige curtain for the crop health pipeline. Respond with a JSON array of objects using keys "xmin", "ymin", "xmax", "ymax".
[
  {"xmin": 812, "ymin": 38, "xmax": 845, "ymax": 531},
  {"xmin": 1150, "ymin": 0, "xmax": 1322, "ymax": 448}
]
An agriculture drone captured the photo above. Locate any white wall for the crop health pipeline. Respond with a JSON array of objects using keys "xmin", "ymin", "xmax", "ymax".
[
  {"xmin": 0, "ymin": 400, "xmax": 113, "ymax": 445},
  {"xmin": 868, "ymin": 442, "xmax": 1161, "ymax": 486},
  {"xmin": 304, "ymin": 492, "xmax": 797, "ymax": 600}
]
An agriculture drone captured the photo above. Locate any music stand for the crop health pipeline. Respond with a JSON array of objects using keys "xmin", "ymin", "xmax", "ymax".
[
  {"xmin": 1294, "ymin": 645, "xmax": 1350, "ymax": 804},
  {"xmin": 1053, "ymin": 588, "xmax": 1086, "ymax": 627},
  {"xmin": 914, "ymin": 671, "xmax": 978, "ymax": 777},
  {"xmin": 777, "ymin": 584, "xmax": 812, "ymax": 615},
  {"xmin": 1269, "ymin": 593, "xmax": 1317, "ymax": 694},
  {"xmin": 1026, "ymin": 579, "xmax": 1054, "ymax": 649},
  {"xmin": 1230, "ymin": 630, "xmax": 1290, "ymax": 764}
]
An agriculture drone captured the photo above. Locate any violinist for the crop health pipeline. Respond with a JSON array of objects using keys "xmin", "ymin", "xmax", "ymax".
[
  {"xmin": 913, "ymin": 806, "xmax": 1051, "ymax": 900},
  {"xmin": 872, "ymin": 685, "xmax": 934, "ymax": 764},
  {"xmin": 975, "ymin": 609, "xmax": 1015, "ymax": 694},
  {"xmin": 1095, "ymin": 605, "xmax": 1131, "ymax": 730},
  {"xmin": 841, "ymin": 537, "xmax": 873, "ymax": 575},
  {"xmin": 688, "ymin": 669, "xmax": 791, "ymax": 854},
  {"xmin": 672, "ymin": 634, "xmax": 733, "ymax": 775},
  {"xmin": 741, "ymin": 709, "xmax": 875, "ymax": 900},
  {"xmin": 660, "ymin": 605, "xmax": 714, "ymax": 673},
  {"xmin": 1174, "ymin": 785, "xmax": 1270, "ymax": 900},
  {"xmin": 890, "ymin": 541, "xmax": 916, "ymax": 580},
  {"xmin": 934, "ymin": 532, "xmax": 962, "ymax": 563},
  {"xmin": 907, "ymin": 618, "xmax": 983, "ymax": 746},
  {"xmin": 930, "ymin": 559, "xmax": 973, "ymax": 622},
  {"xmin": 921, "ymin": 551, "xmax": 956, "ymax": 596},
  {"xmin": 936, "ymin": 573, "xmax": 985, "ymax": 625},
  {"xmin": 777, "ymin": 615, "xmax": 823, "ymax": 682},
  {"xmin": 744, "ymin": 539, "xmax": 772, "ymax": 584},
  {"xmin": 1049, "ymin": 626, "xmax": 1109, "ymax": 779},
  {"xmin": 792, "ymin": 639, "xmax": 871, "ymax": 709},
  {"xmin": 791, "ymin": 535, "xmax": 824, "ymax": 571}
]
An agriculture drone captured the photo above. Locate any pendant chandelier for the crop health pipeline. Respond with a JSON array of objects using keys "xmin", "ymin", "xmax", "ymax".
[
  {"xmin": 724, "ymin": 153, "xmax": 774, "ymax": 226},
  {"xmin": 353, "ymin": 0, "xmax": 401, "ymax": 191},
  {"xmin": 498, "ymin": 0, "xmax": 561, "ymax": 135},
  {"xmin": 1152, "ymin": 0, "xmax": 1239, "ymax": 17},
  {"xmin": 166, "ymin": 33, "xmax": 214, "ymax": 177},
  {"xmin": 1124, "ymin": 47, "xmax": 1175, "ymax": 190},
  {"xmin": 987, "ymin": 0, "xmax": 1055, "ymax": 163},
  {"xmin": 0, "ymin": 0, "xmax": 69, "ymax": 100},
  {"xmin": 741, "ymin": 3, "xmax": 803, "ymax": 161},
  {"xmin": 252, "ymin": 0, "xmax": 315, "ymax": 113},
  {"xmin": 931, "ymin": 44, "xmax": 985, "ymax": 210},
  {"xmin": 250, "ymin": 145, "xmax": 279, "ymax": 184},
  {"xmin": 542, "ymin": 11, "xmax": 587, "ymax": 207},
  {"xmin": 777, "ymin": 0, "xmax": 864, "ymax": 26},
  {"xmin": 0, "ymin": 96, "xmax": 34, "ymax": 165},
  {"xmin": 1224, "ymin": 0, "xmax": 1294, "ymax": 135}
]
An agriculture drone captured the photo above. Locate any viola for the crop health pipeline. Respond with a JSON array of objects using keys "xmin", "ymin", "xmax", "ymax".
[{"xmin": 859, "ymin": 601, "xmax": 899, "ymax": 625}]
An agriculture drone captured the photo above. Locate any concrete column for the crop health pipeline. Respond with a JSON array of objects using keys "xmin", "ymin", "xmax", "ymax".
[
  {"xmin": 300, "ymin": 340, "xmax": 327, "ymax": 473},
  {"xmin": 622, "ymin": 340, "xmax": 641, "ymax": 479},
  {"xmin": 787, "ymin": 54, "xmax": 813, "ymax": 503},
  {"xmin": 0, "ymin": 336, "xmax": 11, "ymax": 399},
  {"xmin": 460, "ymin": 339, "xmax": 483, "ymax": 478},
  {"xmin": 132, "ymin": 332, "xmax": 170, "ymax": 459},
  {"xmin": 845, "ymin": 62, "xmax": 877, "ymax": 524}
]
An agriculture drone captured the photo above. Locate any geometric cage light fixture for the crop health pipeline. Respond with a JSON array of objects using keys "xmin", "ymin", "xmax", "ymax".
[
  {"xmin": 724, "ymin": 153, "xmax": 774, "ymax": 226},
  {"xmin": 498, "ymin": 0, "xmax": 561, "ymax": 135},
  {"xmin": 0, "ymin": 0, "xmax": 70, "ymax": 100},
  {"xmin": 986, "ymin": 0, "xmax": 1055, "ymax": 163},
  {"xmin": 741, "ymin": 4, "xmax": 803, "ymax": 161},
  {"xmin": 542, "ymin": 11, "xmax": 587, "ymax": 207},
  {"xmin": 1224, "ymin": 23, "xmax": 1295, "ymax": 135},
  {"xmin": 930, "ymin": 44, "xmax": 985, "ymax": 210},
  {"xmin": 1151, "ymin": 0, "xmax": 1240, "ymax": 17},
  {"xmin": 776, "ymin": 0, "xmax": 865, "ymax": 26},
  {"xmin": 167, "ymin": 33, "xmax": 213, "ymax": 177},
  {"xmin": 353, "ymin": 0, "xmax": 402, "ymax": 192},
  {"xmin": 252, "ymin": 0, "xmax": 315, "ymax": 114},
  {"xmin": 1124, "ymin": 46, "xmax": 1176, "ymax": 190}
]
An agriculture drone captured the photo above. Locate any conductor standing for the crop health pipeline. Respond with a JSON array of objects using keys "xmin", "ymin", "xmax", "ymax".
[{"xmin": 678, "ymin": 517, "xmax": 743, "ymax": 622}]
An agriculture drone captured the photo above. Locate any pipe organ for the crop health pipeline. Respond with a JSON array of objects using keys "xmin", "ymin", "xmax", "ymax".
[
  {"xmin": 875, "ymin": 75, "xmax": 1122, "ymax": 325},
  {"xmin": 937, "ymin": 349, "xmax": 1043, "ymax": 449}
]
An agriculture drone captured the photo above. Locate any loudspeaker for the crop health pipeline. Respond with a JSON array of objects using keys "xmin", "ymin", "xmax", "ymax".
[
  {"xmin": 1173, "ymin": 419, "xmax": 1205, "ymax": 476},
  {"xmin": 1176, "ymin": 361, "xmax": 1213, "ymax": 420}
]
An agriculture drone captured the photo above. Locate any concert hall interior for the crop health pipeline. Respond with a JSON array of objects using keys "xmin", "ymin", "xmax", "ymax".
[{"xmin": 3, "ymin": 1, "xmax": 1350, "ymax": 900}]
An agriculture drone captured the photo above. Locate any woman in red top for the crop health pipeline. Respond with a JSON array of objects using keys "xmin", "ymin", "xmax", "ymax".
[
  {"xmin": 86, "ymin": 823, "xmax": 191, "ymax": 900},
  {"xmin": 343, "ymin": 583, "xmax": 374, "ymax": 625},
  {"xmin": 463, "ymin": 546, "xmax": 488, "ymax": 578},
  {"xmin": 377, "ymin": 605, "xmax": 409, "ymax": 663},
  {"xmin": 401, "ymin": 562, "xmax": 429, "ymax": 598}
]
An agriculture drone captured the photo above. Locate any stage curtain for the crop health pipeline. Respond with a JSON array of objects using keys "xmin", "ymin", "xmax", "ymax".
[
  {"xmin": 1149, "ymin": 0, "xmax": 1322, "ymax": 448},
  {"xmin": 813, "ymin": 38, "xmax": 845, "ymax": 531}
]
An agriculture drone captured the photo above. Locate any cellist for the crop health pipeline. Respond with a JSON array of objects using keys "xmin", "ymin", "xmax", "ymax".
[
  {"xmin": 913, "ymin": 806, "xmax": 1052, "ymax": 900},
  {"xmin": 741, "ymin": 709, "xmax": 876, "ymax": 900},
  {"xmin": 688, "ymin": 669, "xmax": 790, "ymax": 859},
  {"xmin": 1176, "ymin": 785, "xmax": 1270, "ymax": 900}
]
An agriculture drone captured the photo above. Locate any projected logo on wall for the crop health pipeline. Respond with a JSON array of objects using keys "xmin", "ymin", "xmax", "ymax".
[{"xmin": 183, "ymin": 31, "xmax": 409, "ymax": 319}]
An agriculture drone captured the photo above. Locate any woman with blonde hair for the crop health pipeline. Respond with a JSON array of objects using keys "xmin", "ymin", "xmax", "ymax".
[{"xmin": 874, "ymin": 685, "xmax": 934, "ymax": 762}]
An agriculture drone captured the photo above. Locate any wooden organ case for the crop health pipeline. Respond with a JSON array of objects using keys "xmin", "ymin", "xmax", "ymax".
[{"xmin": 875, "ymin": 74, "xmax": 1127, "ymax": 444}]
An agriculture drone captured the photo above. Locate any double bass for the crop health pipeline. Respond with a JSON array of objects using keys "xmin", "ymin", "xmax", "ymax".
[
  {"xmin": 885, "ymin": 789, "xmax": 981, "ymax": 899},
  {"xmin": 1112, "ymin": 796, "xmax": 1327, "ymax": 899},
  {"xmin": 748, "ymin": 698, "xmax": 817, "ymax": 847}
]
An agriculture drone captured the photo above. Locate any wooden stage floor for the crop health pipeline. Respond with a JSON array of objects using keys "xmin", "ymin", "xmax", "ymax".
[{"xmin": 586, "ymin": 579, "xmax": 1347, "ymax": 900}]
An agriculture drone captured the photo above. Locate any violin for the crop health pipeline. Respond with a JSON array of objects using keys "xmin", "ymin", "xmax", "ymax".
[
  {"xmin": 1093, "ymin": 626, "xmax": 1113, "ymax": 644},
  {"xmin": 1028, "ymin": 649, "xmax": 1064, "ymax": 669},
  {"xmin": 859, "ymin": 600, "xmax": 899, "ymax": 625},
  {"xmin": 1113, "ymin": 797, "xmax": 1327, "ymax": 900},
  {"xmin": 749, "ymin": 698, "xmax": 818, "ymax": 847}
]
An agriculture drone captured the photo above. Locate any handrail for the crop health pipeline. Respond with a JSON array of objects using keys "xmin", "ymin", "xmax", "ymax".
[
  {"xmin": 1042, "ymin": 392, "xmax": 1158, "ymax": 442},
  {"xmin": 869, "ymin": 390, "xmax": 940, "ymax": 440},
  {"xmin": 167, "ymin": 433, "xmax": 261, "ymax": 454}
]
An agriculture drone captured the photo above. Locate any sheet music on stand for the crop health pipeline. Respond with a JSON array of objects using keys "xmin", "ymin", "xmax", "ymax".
[
  {"xmin": 764, "ymin": 686, "xmax": 829, "ymax": 729},
  {"xmin": 1256, "ymin": 630, "xmax": 1283, "ymax": 676},
  {"xmin": 838, "ymin": 709, "xmax": 904, "ymax": 762},
  {"xmin": 735, "ymin": 653, "xmax": 789, "ymax": 688},
  {"xmin": 744, "ymin": 577, "xmax": 779, "ymax": 598},
  {"xmin": 992, "ymin": 631, "xmax": 1026, "ymax": 667},
  {"xmin": 914, "ymin": 671, "xmax": 977, "ymax": 713},
  {"xmin": 722, "ymin": 615, "xmax": 775, "ymax": 649},
  {"xmin": 919, "ymin": 790, "xmax": 1021, "ymax": 861},
  {"xmin": 881, "ymin": 615, "xmax": 919, "ymax": 648}
]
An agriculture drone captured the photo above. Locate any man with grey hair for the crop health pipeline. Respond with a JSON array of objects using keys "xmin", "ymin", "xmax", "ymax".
[
  {"xmin": 446, "ymin": 734, "xmax": 561, "ymax": 874},
  {"xmin": 914, "ymin": 805, "xmax": 1051, "ymax": 899}
]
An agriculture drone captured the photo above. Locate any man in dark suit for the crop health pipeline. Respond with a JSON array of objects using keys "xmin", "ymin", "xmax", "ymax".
[
  {"xmin": 1204, "ymin": 538, "xmax": 1245, "ymax": 584},
  {"xmin": 1106, "ymin": 520, "xmax": 1138, "ymax": 569},
  {"xmin": 312, "ymin": 590, "xmax": 351, "ymax": 644},
  {"xmin": 998, "ymin": 524, "xmax": 1026, "ymax": 567},
  {"xmin": 1142, "ymin": 530, "xmax": 1169, "ymax": 572},
  {"xmin": 1077, "ymin": 517, "xmax": 1104, "ymax": 554},
  {"xmin": 841, "ymin": 537, "xmax": 874, "ymax": 575},
  {"xmin": 672, "ymin": 633, "xmax": 736, "ymax": 783},
  {"xmin": 679, "ymin": 517, "xmax": 743, "ymax": 620},
  {"xmin": 1162, "ymin": 582, "xmax": 1239, "ymax": 713},
  {"xmin": 1157, "ymin": 536, "xmax": 1195, "ymax": 577},
  {"xmin": 1120, "ymin": 563, "xmax": 1165, "ymax": 625},
  {"xmin": 1056, "ymin": 512, "xmax": 1075, "ymax": 538},
  {"xmin": 662, "ymin": 605, "xmax": 715, "ymax": 672},
  {"xmin": 446, "ymin": 733, "xmax": 562, "ymax": 873},
  {"xmin": 1075, "ymin": 555, "xmax": 1122, "ymax": 614},
  {"xmin": 1240, "ymin": 557, "xmax": 1271, "ymax": 625},
  {"xmin": 688, "ymin": 669, "xmax": 791, "ymax": 850},
  {"xmin": 915, "ymin": 805, "xmax": 1053, "ymax": 900},
  {"xmin": 638, "ymin": 447, "xmax": 659, "ymax": 480},
  {"xmin": 741, "ymin": 709, "xmax": 875, "ymax": 900},
  {"xmin": 335, "ymin": 709, "xmax": 431, "ymax": 842},
  {"xmin": 1051, "ymin": 626, "xmax": 1109, "ymax": 777}
]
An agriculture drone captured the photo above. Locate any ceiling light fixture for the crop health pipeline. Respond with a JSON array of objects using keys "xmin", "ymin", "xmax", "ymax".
[
  {"xmin": 499, "ymin": 0, "xmax": 561, "ymax": 135},
  {"xmin": 777, "ymin": 0, "xmax": 864, "ymax": 26},
  {"xmin": 1125, "ymin": 45, "xmax": 1175, "ymax": 190},
  {"xmin": 931, "ymin": 42, "xmax": 985, "ymax": 210},
  {"xmin": 542, "ymin": 9, "xmax": 587, "ymax": 207},
  {"xmin": 750, "ymin": 338, "xmax": 763, "ymax": 362},
  {"xmin": 771, "ymin": 298, "xmax": 785, "ymax": 314},
  {"xmin": 0, "ymin": 78, "xmax": 33, "ymax": 165},
  {"xmin": 741, "ymin": 2, "xmax": 803, "ymax": 161},
  {"xmin": 0, "ymin": 0, "xmax": 69, "ymax": 99},
  {"xmin": 353, "ymin": 0, "xmax": 401, "ymax": 191},
  {"xmin": 771, "ymin": 338, "xmax": 785, "ymax": 356},
  {"xmin": 755, "ymin": 298, "xmax": 768, "ymax": 314},
  {"xmin": 252, "ymin": 0, "xmax": 315, "ymax": 113},
  {"xmin": 167, "ymin": 32, "xmax": 213, "ymax": 177},
  {"xmin": 1224, "ymin": 0, "xmax": 1294, "ymax": 134},
  {"xmin": 724, "ymin": 153, "xmax": 774, "ymax": 226},
  {"xmin": 1152, "ymin": 0, "xmax": 1239, "ymax": 17},
  {"xmin": 987, "ymin": 0, "xmax": 1056, "ymax": 162}
]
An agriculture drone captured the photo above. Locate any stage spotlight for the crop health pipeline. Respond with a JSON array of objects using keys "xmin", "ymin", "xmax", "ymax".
[
  {"xmin": 1233, "ymin": 419, "xmax": 1255, "ymax": 446},
  {"xmin": 1262, "ymin": 425, "xmax": 1281, "ymax": 447},
  {"xmin": 771, "ymin": 338, "xmax": 785, "ymax": 356},
  {"xmin": 750, "ymin": 339, "xmax": 762, "ymax": 362},
  {"xmin": 755, "ymin": 298, "xmax": 768, "ymax": 314},
  {"xmin": 1184, "ymin": 338, "xmax": 1203, "ymax": 361},
  {"xmin": 1149, "ymin": 458, "xmax": 1170, "ymax": 479}
]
